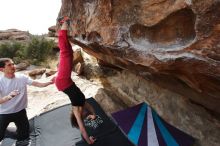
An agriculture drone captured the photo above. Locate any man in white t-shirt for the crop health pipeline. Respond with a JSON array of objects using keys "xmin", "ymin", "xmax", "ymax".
[{"xmin": 0, "ymin": 58, "xmax": 53, "ymax": 144}]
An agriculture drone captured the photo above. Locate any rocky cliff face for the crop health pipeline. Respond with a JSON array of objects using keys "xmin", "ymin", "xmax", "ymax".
[
  {"xmin": 59, "ymin": 0, "xmax": 220, "ymax": 115},
  {"xmin": 58, "ymin": 0, "xmax": 220, "ymax": 145}
]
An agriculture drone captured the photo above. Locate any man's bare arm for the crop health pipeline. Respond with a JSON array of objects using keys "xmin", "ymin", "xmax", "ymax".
[
  {"xmin": 31, "ymin": 80, "xmax": 53, "ymax": 87},
  {"xmin": 0, "ymin": 90, "xmax": 20, "ymax": 104}
]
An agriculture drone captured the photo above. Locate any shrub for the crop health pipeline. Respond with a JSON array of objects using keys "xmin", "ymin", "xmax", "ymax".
[
  {"xmin": 0, "ymin": 35, "xmax": 56, "ymax": 65},
  {"xmin": 23, "ymin": 35, "xmax": 56, "ymax": 65},
  {"xmin": 0, "ymin": 41, "xmax": 25, "ymax": 63}
]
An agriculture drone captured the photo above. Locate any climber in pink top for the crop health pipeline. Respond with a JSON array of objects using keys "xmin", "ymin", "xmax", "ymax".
[{"xmin": 54, "ymin": 16, "xmax": 96, "ymax": 145}]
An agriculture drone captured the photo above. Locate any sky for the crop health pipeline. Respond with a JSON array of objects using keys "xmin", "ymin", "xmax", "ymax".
[{"xmin": 0, "ymin": 0, "xmax": 61, "ymax": 35}]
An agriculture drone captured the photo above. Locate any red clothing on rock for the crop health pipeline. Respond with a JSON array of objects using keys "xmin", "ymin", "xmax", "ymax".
[{"xmin": 55, "ymin": 30, "xmax": 74, "ymax": 91}]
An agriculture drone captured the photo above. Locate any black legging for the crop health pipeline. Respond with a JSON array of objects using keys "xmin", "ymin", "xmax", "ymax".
[
  {"xmin": 63, "ymin": 83, "xmax": 86, "ymax": 106},
  {"xmin": 0, "ymin": 109, "xmax": 29, "ymax": 141}
]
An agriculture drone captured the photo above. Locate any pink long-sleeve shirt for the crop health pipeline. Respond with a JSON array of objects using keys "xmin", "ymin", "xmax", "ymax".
[{"xmin": 55, "ymin": 30, "xmax": 74, "ymax": 91}]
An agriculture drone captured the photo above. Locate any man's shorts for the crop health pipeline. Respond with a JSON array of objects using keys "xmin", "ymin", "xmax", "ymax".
[{"xmin": 63, "ymin": 82, "xmax": 86, "ymax": 106}]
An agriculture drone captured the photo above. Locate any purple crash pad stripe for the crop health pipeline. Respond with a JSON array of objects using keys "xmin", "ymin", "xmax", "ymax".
[
  {"xmin": 156, "ymin": 115, "xmax": 195, "ymax": 146},
  {"xmin": 112, "ymin": 103, "xmax": 143, "ymax": 134},
  {"xmin": 152, "ymin": 110, "xmax": 179, "ymax": 146},
  {"xmin": 127, "ymin": 104, "xmax": 147, "ymax": 145},
  {"xmin": 137, "ymin": 110, "xmax": 148, "ymax": 146},
  {"xmin": 154, "ymin": 117, "xmax": 167, "ymax": 146}
]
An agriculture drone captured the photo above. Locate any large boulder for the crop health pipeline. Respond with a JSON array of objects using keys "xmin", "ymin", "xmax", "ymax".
[
  {"xmin": 58, "ymin": 0, "xmax": 220, "ymax": 116},
  {"xmin": 0, "ymin": 29, "xmax": 30, "ymax": 41},
  {"xmin": 48, "ymin": 25, "xmax": 57, "ymax": 37}
]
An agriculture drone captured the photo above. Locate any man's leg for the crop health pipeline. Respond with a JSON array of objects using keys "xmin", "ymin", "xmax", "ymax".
[
  {"xmin": 0, "ymin": 114, "xmax": 10, "ymax": 142},
  {"xmin": 14, "ymin": 110, "xmax": 29, "ymax": 141}
]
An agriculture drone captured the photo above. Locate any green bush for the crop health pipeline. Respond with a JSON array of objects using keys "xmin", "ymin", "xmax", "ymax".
[
  {"xmin": 0, "ymin": 35, "xmax": 56, "ymax": 65},
  {"xmin": 24, "ymin": 36, "xmax": 56, "ymax": 65},
  {"xmin": 0, "ymin": 41, "xmax": 25, "ymax": 63}
]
